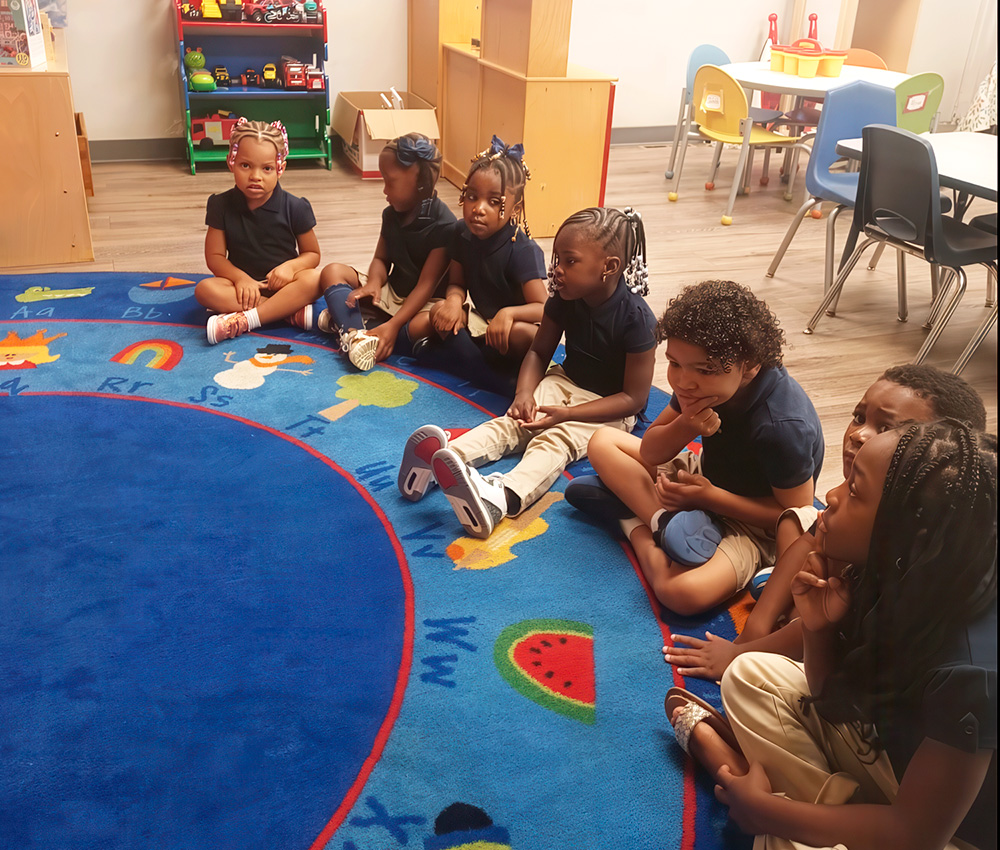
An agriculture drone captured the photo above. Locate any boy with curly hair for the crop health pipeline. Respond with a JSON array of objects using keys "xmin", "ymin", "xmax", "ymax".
[{"xmin": 569, "ymin": 280, "xmax": 823, "ymax": 616}]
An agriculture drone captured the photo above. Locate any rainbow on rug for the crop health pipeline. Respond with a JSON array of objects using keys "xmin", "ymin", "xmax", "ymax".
[{"xmin": 0, "ymin": 272, "xmax": 751, "ymax": 850}]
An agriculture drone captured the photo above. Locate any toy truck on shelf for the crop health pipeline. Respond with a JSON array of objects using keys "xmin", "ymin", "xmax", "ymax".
[
  {"xmin": 281, "ymin": 56, "xmax": 307, "ymax": 88},
  {"xmin": 191, "ymin": 112, "xmax": 240, "ymax": 148}
]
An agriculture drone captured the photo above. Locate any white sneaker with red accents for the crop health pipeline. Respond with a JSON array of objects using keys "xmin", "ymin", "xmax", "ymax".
[
  {"xmin": 431, "ymin": 447, "xmax": 508, "ymax": 539},
  {"xmin": 398, "ymin": 424, "xmax": 449, "ymax": 501},
  {"xmin": 288, "ymin": 304, "xmax": 314, "ymax": 331},
  {"xmin": 342, "ymin": 328, "xmax": 379, "ymax": 371}
]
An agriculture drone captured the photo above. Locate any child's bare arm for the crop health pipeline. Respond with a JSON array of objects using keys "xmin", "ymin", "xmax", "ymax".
[
  {"xmin": 521, "ymin": 346, "xmax": 656, "ymax": 430},
  {"xmin": 266, "ymin": 229, "xmax": 321, "ymax": 289},
  {"xmin": 205, "ymin": 227, "xmax": 262, "ymax": 309},
  {"xmin": 717, "ymin": 741, "xmax": 992, "ymax": 850},
  {"xmin": 508, "ymin": 313, "xmax": 562, "ymax": 423},
  {"xmin": 345, "ymin": 236, "xmax": 391, "ymax": 307},
  {"xmin": 739, "ymin": 529, "xmax": 817, "ymax": 642},
  {"xmin": 640, "ymin": 397, "xmax": 721, "ymax": 466},
  {"xmin": 657, "ymin": 476, "xmax": 815, "ymax": 533},
  {"xmin": 431, "ymin": 260, "xmax": 468, "ymax": 335},
  {"xmin": 485, "ymin": 277, "xmax": 546, "ymax": 354}
]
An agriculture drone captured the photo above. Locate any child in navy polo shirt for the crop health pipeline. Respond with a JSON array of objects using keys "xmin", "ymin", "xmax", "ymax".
[
  {"xmin": 415, "ymin": 135, "xmax": 548, "ymax": 395},
  {"xmin": 398, "ymin": 207, "xmax": 657, "ymax": 541},
  {"xmin": 194, "ymin": 119, "xmax": 323, "ymax": 344},
  {"xmin": 316, "ymin": 133, "xmax": 456, "ymax": 371},
  {"xmin": 571, "ymin": 280, "xmax": 824, "ymax": 617}
]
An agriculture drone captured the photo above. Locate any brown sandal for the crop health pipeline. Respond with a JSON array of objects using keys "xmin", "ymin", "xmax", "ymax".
[{"xmin": 665, "ymin": 686, "xmax": 740, "ymax": 755}]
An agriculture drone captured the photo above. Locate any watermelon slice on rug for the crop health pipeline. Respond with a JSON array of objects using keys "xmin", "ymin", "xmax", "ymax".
[{"xmin": 493, "ymin": 619, "xmax": 595, "ymax": 725}]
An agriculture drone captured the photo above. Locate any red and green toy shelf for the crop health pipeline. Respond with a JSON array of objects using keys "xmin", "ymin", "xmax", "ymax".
[{"xmin": 173, "ymin": 1, "xmax": 331, "ymax": 174}]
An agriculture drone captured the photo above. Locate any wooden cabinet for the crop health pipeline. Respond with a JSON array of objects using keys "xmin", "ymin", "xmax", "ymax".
[
  {"xmin": 173, "ymin": 1, "xmax": 331, "ymax": 174},
  {"xmin": 441, "ymin": 44, "xmax": 615, "ymax": 238},
  {"xmin": 479, "ymin": 0, "xmax": 571, "ymax": 77},
  {"xmin": 407, "ymin": 0, "xmax": 480, "ymax": 108},
  {"xmin": 0, "ymin": 28, "xmax": 93, "ymax": 268}
]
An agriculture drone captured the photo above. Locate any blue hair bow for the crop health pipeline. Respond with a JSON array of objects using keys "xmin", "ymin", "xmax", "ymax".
[
  {"xmin": 395, "ymin": 135, "xmax": 438, "ymax": 165},
  {"xmin": 488, "ymin": 135, "xmax": 525, "ymax": 162}
]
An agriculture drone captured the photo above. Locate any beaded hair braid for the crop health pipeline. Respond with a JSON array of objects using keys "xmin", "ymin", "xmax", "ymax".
[
  {"xmin": 548, "ymin": 207, "xmax": 650, "ymax": 296},
  {"xmin": 460, "ymin": 139, "xmax": 533, "ymax": 238},
  {"xmin": 227, "ymin": 119, "xmax": 289, "ymax": 170},
  {"xmin": 808, "ymin": 420, "xmax": 997, "ymax": 733}
]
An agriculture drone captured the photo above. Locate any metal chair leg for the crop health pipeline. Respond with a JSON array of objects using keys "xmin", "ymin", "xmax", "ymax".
[
  {"xmin": 896, "ymin": 247, "xmax": 908, "ymax": 323},
  {"xmin": 721, "ymin": 120, "xmax": 752, "ymax": 225},
  {"xmin": 665, "ymin": 90, "xmax": 688, "ymax": 180},
  {"xmin": 824, "ymin": 205, "xmax": 847, "ymax": 294},
  {"xmin": 805, "ymin": 237, "xmax": 877, "ymax": 332},
  {"xmin": 767, "ymin": 197, "xmax": 820, "ymax": 277},
  {"xmin": 914, "ymin": 266, "xmax": 968, "ymax": 363},
  {"xmin": 668, "ymin": 113, "xmax": 693, "ymax": 201},
  {"xmin": 953, "ymin": 265, "xmax": 999, "ymax": 373},
  {"xmin": 868, "ymin": 243, "xmax": 886, "ymax": 270},
  {"xmin": 924, "ymin": 268, "xmax": 957, "ymax": 329}
]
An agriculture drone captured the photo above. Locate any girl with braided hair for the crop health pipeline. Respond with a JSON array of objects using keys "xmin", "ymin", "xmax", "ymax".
[
  {"xmin": 195, "ymin": 119, "xmax": 323, "ymax": 344},
  {"xmin": 668, "ymin": 420, "xmax": 997, "ymax": 850},
  {"xmin": 316, "ymin": 133, "xmax": 456, "ymax": 371},
  {"xmin": 416, "ymin": 136, "xmax": 548, "ymax": 395},
  {"xmin": 398, "ymin": 206, "xmax": 657, "ymax": 541}
]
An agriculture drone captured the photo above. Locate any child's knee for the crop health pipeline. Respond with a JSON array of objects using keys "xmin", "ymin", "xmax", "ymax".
[
  {"xmin": 587, "ymin": 425, "xmax": 618, "ymax": 458},
  {"xmin": 652, "ymin": 575, "xmax": 706, "ymax": 618},
  {"xmin": 319, "ymin": 263, "xmax": 356, "ymax": 291}
]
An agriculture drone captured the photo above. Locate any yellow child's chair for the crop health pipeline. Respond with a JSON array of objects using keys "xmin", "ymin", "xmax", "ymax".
[{"xmin": 691, "ymin": 65, "xmax": 803, "ymax": 225}]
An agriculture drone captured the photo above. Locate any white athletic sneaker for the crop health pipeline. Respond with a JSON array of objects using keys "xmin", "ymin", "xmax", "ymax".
[
  {"xmin": 431, "ymin": 447, "xmax": 508, "ymax": 539},
  {"xmin": 316, "ymin": 308, "xmax": 335, "ymax": 334},
  {"xmin": 342, "ymin": 328, "xmax": 379, "ymax": 371},
  {"xmin": 398, "ymin": 424, "xmax": 449, "ymax": 502}
]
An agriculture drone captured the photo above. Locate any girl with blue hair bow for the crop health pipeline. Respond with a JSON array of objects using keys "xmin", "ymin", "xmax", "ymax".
[{"xmin": 317, "ymin": 132, "xmax": 456, "ymax": 370}]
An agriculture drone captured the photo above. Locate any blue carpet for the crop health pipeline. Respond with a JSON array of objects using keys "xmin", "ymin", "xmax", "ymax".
[{"xmin": 1, "ymin": 273, "xmax": 751, "ymax": 850}]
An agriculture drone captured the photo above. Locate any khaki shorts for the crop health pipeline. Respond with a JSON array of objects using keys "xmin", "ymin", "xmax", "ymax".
[
  {"xmin": 657, "ymin": 451, "xmax": 776, "ymax": 591},
  {"xmin": 352, "ymin": 270, "xmax": 437, "ymax": 321},
  {"xmin": 779, "ymin": 504, "xmax": 821, "ymax": 535}
]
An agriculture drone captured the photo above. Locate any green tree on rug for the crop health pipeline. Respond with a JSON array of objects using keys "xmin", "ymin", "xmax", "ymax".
[{"xmin": 320, "ymin": 371, "xmax": 419, "ymax": 422}]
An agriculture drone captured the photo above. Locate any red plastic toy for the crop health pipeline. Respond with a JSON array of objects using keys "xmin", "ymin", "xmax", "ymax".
[{"xmin": 191, "ymin": 112, "xmax": 240, "ymax": 149}]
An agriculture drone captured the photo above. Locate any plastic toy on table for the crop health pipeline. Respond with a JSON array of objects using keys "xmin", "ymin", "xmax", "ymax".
[{"xmin": 768, "ymin": 15, "xmax": 847, "ymax": 79}]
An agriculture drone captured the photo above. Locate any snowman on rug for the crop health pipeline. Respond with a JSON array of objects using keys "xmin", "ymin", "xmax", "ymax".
[{"xmin": 214, "ymin": 343, "xmax": 313, "ymax": 390}]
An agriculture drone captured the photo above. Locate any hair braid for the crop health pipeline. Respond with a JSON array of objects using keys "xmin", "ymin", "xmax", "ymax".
[
  {"xmin": 227, "ymin": 118, "xmax": 288, "ymax": 169},
  {"xmin": 549, "ymin": 207, "xmax": 649, "ymax": 295}
]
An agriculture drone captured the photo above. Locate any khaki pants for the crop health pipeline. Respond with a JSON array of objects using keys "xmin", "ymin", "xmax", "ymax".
[
  {"xmin": 721, "ymin": 652, "xmax": 972, "ymax": 850},
  {"xmin": 450, "ymin": 365, "xmax": 635, "ymax": 511}
]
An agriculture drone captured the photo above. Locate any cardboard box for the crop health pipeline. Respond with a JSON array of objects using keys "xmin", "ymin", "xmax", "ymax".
[
  {"xmin": 0, "ymin": 0, "xmax": 46, "ymax": 68},
  {"xmin": 331, "ymin": 91, "xmax": 440, "ymax": 178}
]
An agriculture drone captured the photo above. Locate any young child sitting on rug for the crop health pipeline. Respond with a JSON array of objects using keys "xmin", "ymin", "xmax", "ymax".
[
  {"xmin": 195, "ymin": 119, "xmax": 323, "ymax": 344},
  {"xmin": 666, "ymin": 421, "xmax": 997, "ymax": 850},
  {"xmin": 414, "ymin": 135, "xmax": 548, "ymax": 396},
  {"xmin": 398, "ymin": 206, "xmax": 657, "ymax": 540},
  {"xmin": 663, "ymin": 363, "xmax": 988, "ymax": 681},
  {"xmin": 316, "ymin": 133, "xmax": 456, "ymax": 371},
  {"xmin": 568, "ymin": 281, "xmax": 824, "ymax": 616}
]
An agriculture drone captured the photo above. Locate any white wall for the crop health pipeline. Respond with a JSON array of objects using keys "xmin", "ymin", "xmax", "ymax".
[
  {"xmin": 62, "ymin": 0, "xmax": 993, "ymax": 144},
  {"xmin": 567, "ymin": 0, "xmax": 843, "ymax": 128}
]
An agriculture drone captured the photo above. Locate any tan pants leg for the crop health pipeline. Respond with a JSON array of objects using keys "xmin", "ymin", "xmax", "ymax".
[{"xmin": 449, "ymin": 366, "xmax": 634, "ymax": 512}]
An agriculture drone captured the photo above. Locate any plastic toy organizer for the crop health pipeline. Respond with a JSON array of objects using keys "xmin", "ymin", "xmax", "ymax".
[
  {"xmin": 174, "ymin": 0, "xmax": 330, "ymax": 173},
  {"xmin": 770, "ymin": 38, "xmax": 848, "ymax": 78}
]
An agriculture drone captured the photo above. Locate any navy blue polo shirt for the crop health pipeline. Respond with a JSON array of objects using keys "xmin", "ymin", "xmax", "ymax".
[
  {"xmin": 449, "ymin": 219, "xmax": 546, "ymax": 319},
  {"xmin": 545, "ymin": 278, "xmax": 657, "ymax": 398},
  {"xmin": 669, "ymin": 366, "xmax": 824, "ymax": 497},
  {"xmin": 381, "ymin": 195, "xmax": 456, "ymax": 298},
  {"xmin": 205, "ymin": 183, "xmax": 316, "ymax": 281}
]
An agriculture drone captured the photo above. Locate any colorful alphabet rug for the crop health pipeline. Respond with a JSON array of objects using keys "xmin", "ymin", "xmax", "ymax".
[{"xmin": 0, "ymin": 273, "xmax": 752, "ymax": 850}]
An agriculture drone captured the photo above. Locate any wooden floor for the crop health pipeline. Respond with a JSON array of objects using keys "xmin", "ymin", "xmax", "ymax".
[{"xmin": 9, "ymin": 142, "xmax": 997, "ymax": 495}]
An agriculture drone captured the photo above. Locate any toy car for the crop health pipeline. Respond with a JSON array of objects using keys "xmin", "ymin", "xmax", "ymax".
[
  {"xmin": 305, "ymin": 68, "xmax": 324, "ymax": 90},
  {"xmin": 243, "ymin": 1, "xmax": 304, "ymax": 24},
  {"xmin": 212, "ymin": 66, "xmax": 231, "ymax": 87},
  {"xmin": 262, "ymin": 62, "xmax": 280, "ymax": 88},
  {"xmin": 280, "ymin": 55, "xmax": 307, "ymax": 88},
  {"xmin": 218, "ymin": 0, "xmax": 243, "ymax": 21},
  {"xmin": 181, "ymin": 1, "xmax": 203, "ymax": 19},
  {"xmin": 241, "ymin": 68, "xmax": 260, "ymax": 86},
  {"xmin": 191, "ymin": 112, "xmax": 240, "ymax": 149},
  {"xmin": 303, "ymin": 1, "xmax": 322, "ymax": 23}
]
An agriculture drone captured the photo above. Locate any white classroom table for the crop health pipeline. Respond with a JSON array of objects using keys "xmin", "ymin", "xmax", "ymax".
[
  {"xmin": 709, "ymin": 61, "xmax": 911, "ymax": 222},
  {"xmin": 836, "ymin": 132, "xmax": 998, "ymax": 203}
]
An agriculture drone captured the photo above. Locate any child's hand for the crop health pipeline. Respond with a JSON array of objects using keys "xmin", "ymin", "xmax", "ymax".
[
  {"xmin": 520, "ymin": 405, "xmax": 569, "ymax": 431},
  {"xmin": 265, "ymin": 262, "xmax": 296, "ymax": 291},
  {"xmin": 655, "ymin": 469, "xmax": 714, "ymax": 511},
  {"xmin": 346, "ymin": 280, "xmax": 382, "ymax": 308},
  {"xmin": 715, "ymin": 763, "xmax": 773, "ymax": 835},
  {"xmin": 485, "ymin": 309, "xmax": 514, "ymax": 355},
  {"xmin": 507, "ymin": 392, "xmax": 538, "ymax": 424},
  {"xmin": 791, "ymin": 550, "xmax": 851, "ymax": 632},
  {"xmin": 369, "ymin": 323, "xmax": 397, "ymax": 363},
  {"xmin": 235, "ymin": 278, "xmax": 262, "ymax": 310},
  {"xmin": 430, "ymin": 300, "xmax": 466, "ymax": 336},
  {"xmin": 662, "ymin": 631, "xmax": 738, "ymax": 681},
  {"xmin": 678, "ymin": 396, "xmax": 722, "ymax": 436}
]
